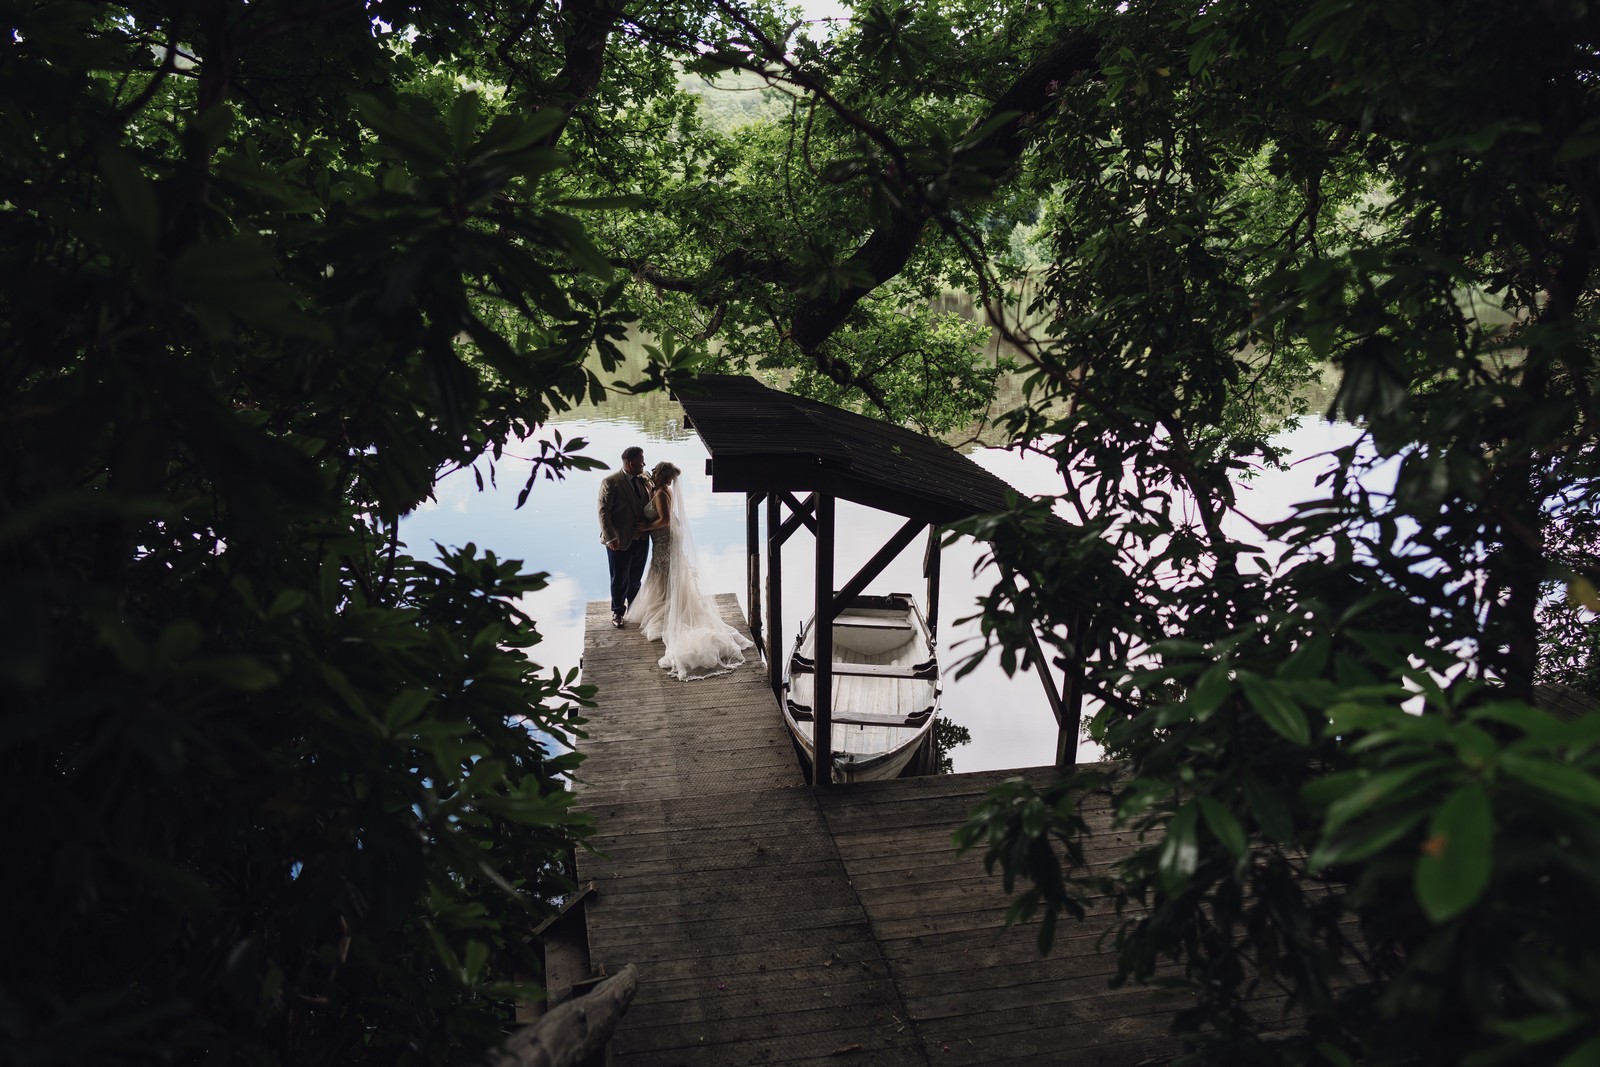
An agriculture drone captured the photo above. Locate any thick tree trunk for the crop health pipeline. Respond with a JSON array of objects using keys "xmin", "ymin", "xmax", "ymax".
[
  {"xmin": 1489, "ymin": 230, "xmax": 1597, "ymax": 697},
  {"xmin": 537, "ymin": 0, "xmax": 629, "ymax": 149}
]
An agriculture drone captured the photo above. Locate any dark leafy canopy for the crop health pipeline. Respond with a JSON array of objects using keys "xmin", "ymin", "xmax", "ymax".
[
  {"xmin": 604, "ymin": 0, "xmax": 1599, "ymax": 1064},
  {"xmin": 8, "ymin": 0, "xmax": 1600, "ymax": 1064},
  {"xmin": 768, "ymin": 1, "xmax": 1600, "ymax": 1065},
  {"xmin": 0, "ymin": 1, "xmax": 635, "ymax": 1063}
]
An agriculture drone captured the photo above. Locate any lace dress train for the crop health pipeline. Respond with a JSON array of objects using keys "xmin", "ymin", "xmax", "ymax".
[{"xmin": 625, "ymin": 498, "xmax": 753, "ymax": 680}]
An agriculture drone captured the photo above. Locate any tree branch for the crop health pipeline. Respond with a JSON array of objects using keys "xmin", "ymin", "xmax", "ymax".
[{"xmin": 788, "ymin": 30, "xmax": 1100, "ymax": 353}]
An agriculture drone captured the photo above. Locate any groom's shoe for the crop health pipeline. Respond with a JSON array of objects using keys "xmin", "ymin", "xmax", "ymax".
[{"xmin": 612, "ymin": 613, "xmax": 624, "ymax": 629}]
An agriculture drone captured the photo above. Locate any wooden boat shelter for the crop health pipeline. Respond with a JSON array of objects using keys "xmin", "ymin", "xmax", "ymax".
[{"xmin": 673, "ymin": 374, "xmax": 1082, "ymax": 782}]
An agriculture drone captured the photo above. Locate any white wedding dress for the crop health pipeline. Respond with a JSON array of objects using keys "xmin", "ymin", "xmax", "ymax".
[{"xmin": 625, "ymin": 486, "xmax": 754, "ymax": 680}]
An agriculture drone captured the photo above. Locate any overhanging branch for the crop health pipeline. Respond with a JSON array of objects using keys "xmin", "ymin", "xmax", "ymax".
[{"xmin": 788, "ymin": 30, "xmax": 1101, "ymax": 353}]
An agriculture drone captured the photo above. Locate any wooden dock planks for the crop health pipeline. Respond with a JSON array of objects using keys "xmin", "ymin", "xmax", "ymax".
[
  {"xmin": 576, "ymin": 593, "xmax": 1184, "ymax": 1066},
  {"xmin": 815, "ymin": 771, "xmax": 1186, "ymax": 1066},
  {"xmin": 575, "ymin": 595, "xmax": 929, "ymax": 1066}
]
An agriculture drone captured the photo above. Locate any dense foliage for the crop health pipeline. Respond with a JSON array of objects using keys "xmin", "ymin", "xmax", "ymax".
[
  {"xmin": 1, "ymin": 1, "xmax": 628, "ymax": 1061},
  {"xmin": 910, "ymin": 3, "xmax": 1600, "ymax": 1064},
  {"xmin": 608, "ymin": 0, "xmax": 1600, "ymax": 1062},
  {"xmin": 7, "ymin": 0, "xmax": 1600, "ymax": 1063}
]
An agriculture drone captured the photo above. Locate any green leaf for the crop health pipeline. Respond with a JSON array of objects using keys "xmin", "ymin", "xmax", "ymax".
[
  {"xmin": 1326, "ymin": 698, "xmax": 1406, "ymax": 734},
  {"xmin": 480, "ymin": 108, "xmax": 566, "ymax": 155},
  {"xmin": 1157, "ymin": 802, "xmax": 1200, "ymax": 896},
  {"xmin": 1430, "ymin": 119, "xmax": 1542, "ymax": 156},
  {"xmin": 98, "ymin": 146, "xmax": 159, "ymax": 247},
  {"xmin": 1467, "ymin": 700, "xmax": 1564, "ymax": 741},
  {"xmin": 1557, "ymin": 1035, "xmax": 1600, "ymax": 1067},
  {"xmin": 1315, "ymin": 1043, "xmax": 1358, "ymax": 1067},
  {"xmin": 1414, "ymin": 784, "xmax": 1492, "ymax": 922},
  {"xmin": 1245, "ymin": 776, "xmax": 1296, "ymax": 843},
  {"xmin": 539, "ymin": 211, "xmax": 613, "ymax": 278},
  {"xmin": 1278, "ymin": 634, "xmax": 1331, "ymax": 680},
  {"xmin": 385, "ymin": 690, "xmax": 431, "ymax": 732},
  {"xmin": 188, "ymin": 655, "xmax": 281, "ymax": 691},
  {"xmin": 1485, "ymin": 1013, "xmax": 1585, "ymax": 1044},
  {"xmin": 121, "ymin": 850, "xmax": 219, "ymax": 913},
  {"xmin": 267, "ymin": 590, "xmax": 307, "ymax": 619},
  {"xmin": 1310, "ymin": 807, "xmax": 1428, "ymax": 869},
  {"xmin": 498, "ymin": 146, "xmax": 571, "ymax": 181},
  {"xmin": 354, "ymin": 93, "xmax": 451, "ymax": 167},
  {"xmin": 1197, "ymin": 795, "xmax": 1248, "ymax": 858},
  {"xmin": 449, "ymin": 91, "xmax": 480, "ymax": 155},
  {"xmin": 1556, "ymin": 123, "xmax": 1600, "ymax": 162},
  {"xmin": 1237, "ymin": 671, "xmax": 1311, "ymax": 745},
  {"xmin": 426, "ymin": 923, "xmax": 464, "ymax": 981},
  {"xmin": 1499, "ymin": 753, "xmax": 1600, "ymax": 809},
  {"xmin": 170, "ymin": 235, "xmax": 309, "ymax": 331},
  {"xmin": 155, "ymin": 620, "xmax": 204, "ymax": 663},
  {"xmin": 1451, "ymin": 723, "xmax": 1499, "ymax": 765},
  {"xmin": 1184, "ymin": 662, "xmax": 1232, "ymax": 719},
  {"xmin": 462, "ymin": 939, "xmax": 490, "ymax": 984},
  {"xmin": 1321, "ymin": 760, "xmax": 1451, "ymax": 833}
]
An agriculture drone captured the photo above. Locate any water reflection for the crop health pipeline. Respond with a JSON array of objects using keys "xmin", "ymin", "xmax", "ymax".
[
  {"xmin": 406, "ymin": 411, "xmax": 1075, "ymax": 772},
  {"xmin": 401, "ymin": 348, "xmax": 1361, "ymax": 773}
]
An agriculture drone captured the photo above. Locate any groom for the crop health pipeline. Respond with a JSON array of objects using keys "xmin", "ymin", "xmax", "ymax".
[{"xmin": 598, "ymin": 445, "xmax": 651, "ymax": 629}]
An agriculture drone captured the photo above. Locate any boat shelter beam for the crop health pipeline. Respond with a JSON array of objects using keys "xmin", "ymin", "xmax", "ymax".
[
  {"xmin": 923, "ymin": 527, "xmax": 942, "ymax": 638},
  {"xmin": 830, "ymin": 517, "xmax": 926, "ymax": 620},
  {"xmin": 777, "ymin": 492, "xmax": 817, "ymax": 541}
]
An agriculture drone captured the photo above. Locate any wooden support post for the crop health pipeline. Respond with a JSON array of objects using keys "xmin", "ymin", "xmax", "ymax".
[
  {"xmin": 746, "ymin": 492, "xmax": 764, "ymax": 656},
  {"xmin": 1054, "ymin": 716, "xmax": 1076, "ymax": 768},
  {"xmin": 1057, "ymin": 609, "xmax": 1085, "ymax": 769},
  {"xmin": 1000, "ymin": 566, "xmax": 1078, "ymax": 767},
  {"xmin": 767, "ymin": 492, "xmax": 784, "ymax": 702},
  {"xmin": 923, "ymin": 526, "xmax": 942, "ymax": 639},
  {"xmin": 813, "ymin": 493, "xmax": 836, "ymax": 788}
]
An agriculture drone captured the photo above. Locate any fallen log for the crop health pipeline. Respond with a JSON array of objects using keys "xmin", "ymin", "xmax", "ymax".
[{"xmin": 475, "ymin": 964, "xmax": 639, "ymax": 1067}]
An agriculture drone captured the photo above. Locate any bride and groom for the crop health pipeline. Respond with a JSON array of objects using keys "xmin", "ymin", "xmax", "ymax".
[{"xmin": 598, "ymin": 445, "xmax": 753, "ymax": 680}]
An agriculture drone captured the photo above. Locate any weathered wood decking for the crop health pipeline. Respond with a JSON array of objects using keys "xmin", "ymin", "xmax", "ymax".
[{"xmin": 573, "ymin": 594, "xmax": 1185, "ymax": 1066}]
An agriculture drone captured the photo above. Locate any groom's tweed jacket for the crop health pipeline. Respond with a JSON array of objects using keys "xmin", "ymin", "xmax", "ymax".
[{"xmin": 598, "ymin": 469, "xmax": 651, "ymax": 550}]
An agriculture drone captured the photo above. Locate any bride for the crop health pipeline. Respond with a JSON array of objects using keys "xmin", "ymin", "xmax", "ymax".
[{"xmin": 625, "ymin": 461, "xmax": 755, "ymax": 680}]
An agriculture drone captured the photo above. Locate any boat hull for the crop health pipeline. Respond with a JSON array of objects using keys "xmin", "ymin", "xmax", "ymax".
[{"xmin": 783, "ymin": 593, "xmax": 941, "ymax": 784}]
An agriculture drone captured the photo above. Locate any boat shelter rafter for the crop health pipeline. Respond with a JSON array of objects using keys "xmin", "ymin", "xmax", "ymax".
[{"xmin": 674, "ymin": 374, "xmax": 1084, "ymax": 784}]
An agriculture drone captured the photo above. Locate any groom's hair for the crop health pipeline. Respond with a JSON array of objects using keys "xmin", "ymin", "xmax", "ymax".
[{"xmin": 621, "ymin": 446, "xmax": 644, "ymax": 462}]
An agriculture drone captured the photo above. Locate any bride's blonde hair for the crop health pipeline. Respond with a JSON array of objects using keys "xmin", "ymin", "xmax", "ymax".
[{"xmin": 650, "ymin": 461, "xmax": 681, "ymax": 487}]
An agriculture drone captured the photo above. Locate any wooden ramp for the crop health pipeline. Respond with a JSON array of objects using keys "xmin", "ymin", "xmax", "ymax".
[{"xmin": 575, "ymin": 594, "xmax": 1185, "ymax": 1066}]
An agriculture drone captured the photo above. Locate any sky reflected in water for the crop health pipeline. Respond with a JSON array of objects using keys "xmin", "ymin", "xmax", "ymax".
[{"xmin": 401, "ymin": 393, "xmax": 1362, "ymax": 774}]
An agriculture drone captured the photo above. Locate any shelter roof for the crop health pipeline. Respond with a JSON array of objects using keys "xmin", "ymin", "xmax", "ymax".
[{"xmin": 673, "ymin": 374, "xmax": 1051, "ymax": 527}]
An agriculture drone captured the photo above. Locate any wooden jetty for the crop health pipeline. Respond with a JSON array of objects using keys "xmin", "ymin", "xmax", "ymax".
[{"xmin": 571, "ymin": 594, "xmax": 1190, "ymax": 1066}]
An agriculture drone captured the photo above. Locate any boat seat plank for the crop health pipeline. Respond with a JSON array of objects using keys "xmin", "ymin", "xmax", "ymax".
[
  {"xmin": 791, "ymin": 660, "xmax": 935, "ymax": 679},
  {"xmin": 787, "ymin": 706, "xmax": 934, "ymax": 728},
  {"xmin": 819, "ymin": 715, "xmax": 930, "ymax": 729},
  {"xmin": 835, "ymin": 618, "xmax": 914, "ymax": 630}
]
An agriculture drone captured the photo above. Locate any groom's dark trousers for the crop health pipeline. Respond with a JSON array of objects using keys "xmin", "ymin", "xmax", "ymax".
[{"xmin": 608, "ymin": 538, "xmax": 649, "ymax": 616}]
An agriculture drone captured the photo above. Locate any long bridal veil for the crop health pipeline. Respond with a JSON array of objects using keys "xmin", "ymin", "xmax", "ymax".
[{"xmin": 629, "ymin": 481, "xmax": 754, "ymax": 681}]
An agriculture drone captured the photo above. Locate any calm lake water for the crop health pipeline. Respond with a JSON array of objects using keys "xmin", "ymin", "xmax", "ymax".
[{"xmin": 400, "ymin": 367, "xmax": 1363, "ymax": 773}]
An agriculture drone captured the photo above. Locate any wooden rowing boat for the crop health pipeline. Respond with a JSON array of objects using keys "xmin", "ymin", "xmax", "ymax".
[{"xmin": 783, "ymin": 593, "xmax": 941, "ymax": 783}]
